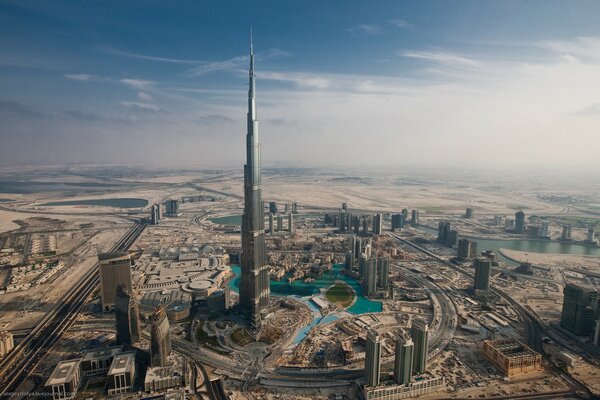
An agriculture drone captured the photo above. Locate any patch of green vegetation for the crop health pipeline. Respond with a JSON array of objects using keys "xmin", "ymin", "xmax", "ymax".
[
  {"xmin": 196, "ymin": 321, "xmax": 219, "ymax": 347},
  {"xmin": 231, "ymin": 327, "xmax": 254, "ymax": 346},
  {"xmin": 325, "ymin": 282, "xmax": 355, "ymax": 308}
]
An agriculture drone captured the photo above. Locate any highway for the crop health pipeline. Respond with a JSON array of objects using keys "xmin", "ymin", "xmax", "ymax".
[{"xmin": 0, "ymin": 222, "xmax": 146, "ymax": 397}]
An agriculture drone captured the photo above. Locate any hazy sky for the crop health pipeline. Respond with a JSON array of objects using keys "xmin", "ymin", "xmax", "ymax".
[{"xmin": 1, "ymin": 0, "xmax": 600, "ymax": 168}]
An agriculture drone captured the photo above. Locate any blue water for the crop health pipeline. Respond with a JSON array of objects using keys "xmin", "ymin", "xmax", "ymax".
[
  {"xmin": 42, "ymin": 198, "xmax": 148, "ymax": 208},
  {"xmin": 415, "ymin": 224, "xmax": 600, "ymax": 263},
  {"xmin": 211, "ymin": 215, "xmax": 242, "ymax": 226},
  {"xmin": 228, "ymin": 264, "xmax": 381, "ymax": 314}
]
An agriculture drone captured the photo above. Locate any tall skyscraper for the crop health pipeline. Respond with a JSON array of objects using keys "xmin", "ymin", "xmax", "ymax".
[
  {"xmin": 372, "ymin": 213, "xmax": 383, "ymax": 235},
  {"xmin": 365, "ymin": 256, "xmax": 378, "ymax": 296},
  {"xmin": 150, "ymin": 204, "xmax": 161, "ymax": 225},
  {"xmin": 268, "ymin": 201, "xmax": 277, "ymax": 214},
  {"xmin": 540, "ymin": 221, "xmax": 550, "ymax": 238},
  {"xmin": 465, "ymin": 208, "xmax": 474, "ymax": 219},
  {"xmin": 391, "ymin": 213, "xmax": 405, "ymax": 231},
  {"xmin": 165, "ymin": 199, "xmax": 179, "ymax": 217},
  {"xmin": 561, "ymin": 224, "xmax": 572, "ymax": 240},
  {"xmin": 560, "ymin": 283, "xmax": 599, "ymax": 336},
  {"xmin": 150, "ymin": 306, "xmax": 171, "ymax": 367},
  {"xmin": 115, "ymin": 284, "xmax": 140, "ymax": 346},
  {"xmin": 587, "ymin": 227, "xmax": 596, "ymax": 243},
  {"xmin": 411, "ymin": 319, "xmax": 429, "ymax": 374},
  {"xmin": 411, "ymin": 210, "xmax": 419, "ymax": 225},
  {"xmin": 364, "ymin": 329, "xmax": 381, "ymax": 387},
  {"xmin": 288, "ymin": 212, "xmax": 294, "ymax": 234},
  {"xmin": 291, "ymin": 202, "xmax": 298, "ymax": 214},
  {"xmin": 515, "ymin": 211, "xmax": 525, "ymax": 233},
  {"xmin": 99, "ymin": 252, "xmax": 133, "ymax": 311},
  {"xmin": 402, "ymin": 208, "xmax": 409, "ymax": 220},
  {"xmin": 359, "ymin": 253, "xmax": 368, "ymax": 280},
  {"xmin": 277, "ymin": 215, "xmax": 283, "ymax": 231},
  {"xmin": 239, "ymin": 33, "xmax": 270, "ymax": 329},
  {"xmin": 344, "ymin": 252, "xmax": 353, "ymax": 271},
  {"xmin": 377, "ymin": 258, "xmax": 389, "ymax": 290},
  {"xmin": 268, "ymin": 212, "xmax": 274, "ymax": 234},
  {"xmin": 394, "ymin": 337, "xmax": 414, "ymax": 385},
  {"xmin": 457, "ymin": 239, "xmax": 478, "ymax": 261},
  {"xmin": 474, "ymin": 257, "xmax": 492, "ymax": 293}
]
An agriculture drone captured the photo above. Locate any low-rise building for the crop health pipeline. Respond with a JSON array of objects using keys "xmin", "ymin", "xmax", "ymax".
[
  {"xmin": 107, "ymin": 351, "xmax": 136, "ymax": 395},
  {"xmin": 144, "ymin": 366, "xmax": 182, "ymax": 392},
  {"xmin": 481, "ymin": 338, "xmax": 542, "ymax": 378},
  {"xmin": 81, "ymin": 346, "xmax": 123, "ymax": 377},
  {"xmin": 45, "ymin": 359, "xmax": 82, "ymax": 400}
]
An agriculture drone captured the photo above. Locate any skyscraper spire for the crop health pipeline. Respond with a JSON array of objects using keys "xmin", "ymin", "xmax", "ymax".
[{"xmin": 239, "ymin": 31, "xmax": 270, "ymax": 330}]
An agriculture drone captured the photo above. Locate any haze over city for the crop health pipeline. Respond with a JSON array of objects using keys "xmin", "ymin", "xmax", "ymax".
[
  {"xmin": 2, "ymin": 0, "xmax": 600, "ymax": 168},
  {"xmin": 1, "ymin": 2, "xmax": 600, "ymax": 400}
]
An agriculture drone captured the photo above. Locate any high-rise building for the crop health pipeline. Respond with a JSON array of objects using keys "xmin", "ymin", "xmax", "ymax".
[
  {"xmin": 465, "ymin": 208, "xmax": 474, "ymax": 219},
  {"xmin": 284, "ymin": 203, "xmax": 289, "ymax": 213},
  {"xmin": 268, "ymin": 201, "xmax": 277, "ymax": 214},
  {"xmin": 365, "ymin": 256, "xmax": 378, "ymax": 296},
  {"xmin": 540, "ymin": 221, "xmax": 550, "ymax": 238},
  {"xmin": 560, "ymin": 283, "xmax": 599, "ymax": 336},
  {"xmin": 473, "ymin": 257, "xmax": 492, "ymax": 293},
  {"xmin": 362, "ymin": 216, "xmax": 369, "ymax": 234},
  {"xmin": 372, "ymin": 213, "xmax": 383, "ymax": 235},
  {"xmin": 411, "ymin": 210, "xmax": 419, "ymax": 225},
  {"xmin": 150, "ymin": 306, "xmax": 171, "ymax": 367},
  {"xmin": 359, "ymin": 253, "xmax": 368, "ymax": 280},
  {"xmin": 515, "ymin": 211, "xmax": 525, "ymax": 233},
  {"xmin": 411, "ymin": 319, "xmax": 429, "ymax": 374},
  {"xmin": 268, "ymin": 212, "xmax": 274, "ymax": 234},
  {"xmin": 394, "ymin": 337, "xmax": 414, "ymax": 385},
  {"xmin": 99, "ymin": 252, "xmax": 133, "ymax": 311},
  {"xmin": 437, "ymin": 221, "xmax": 451, "ymax": 243},
  {"xmin": 165, "ymin": 199, "xmax": 179, "ymax": 217},
  {"xmin": 402, "ymin": 208, "xmax": 409, "ymax": 220},
  {"xmin": 288, "ymin": 212, "xmax": 294, "ymax": 234},
  {"xmin": 352, "ymin": 215, "xmax": 361, "ymax": 234},
  {"xmin": 587, "ymin": 227, "xmax": 596, "ymax": 244},
  {"xmin": 344, "ymin": 252, "xmax": 353, "ymax": 271},
  {"xmin": 150, "ymin": 204, "xmax": 161, "ymax": 225},
  {"xmin": 457, "ymin": 239, "xmax": 478, "ymax": 261},
  {"xmin": 291, "ymin": 202, "xmax": 298, "ymax": 214},
  {"xmin": 353, "ymin": 236, "xmax": 362, "ymax": 259},
  {"xmin": 561, "ymin": 224, "xmax": 572, "ymax": 240},
  {"xmin": 277, "ymin": 215, "xmax": 283, "ymax": 231},
  {"xmin": 377, "ymin": 258, "xmax": 389, "ymax": 290},
  {"xmin": 239, "ymin": 34, "xmax": 270, "ymax": 329},
  {"xmin": 342, "ymin": 202, "xmax": 348, "ymax": 212},
  {"xmin": 365, "ymin": 329, "xmax": 381, "ymax": 387},
  {"xmin": 363, "ymin": 238, "xmax": 373, "ymax": 258},
  {"xmin": 115, "ymin": 284, "xmax": 140, "ymax": 346},
  {"xmin": 391, "ymin": 214, "xmax": 405, "ymax": 231},
  {"xmin": 339, "ymin": 210, "xmax": 347, "ymax": 232},
  {"xmin": 45, "ymin": 359, "xmax": 82, "ymax": 400}
]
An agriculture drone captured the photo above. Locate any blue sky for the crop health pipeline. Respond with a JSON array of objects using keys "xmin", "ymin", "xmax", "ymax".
[{"xmin": 2, "ymin": 0, "xmax": 600, "ymax": 168}]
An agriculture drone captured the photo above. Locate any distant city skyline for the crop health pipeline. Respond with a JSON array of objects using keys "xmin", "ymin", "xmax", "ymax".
[{"xmin": 2, "ymin": 0, "xmax": 600, "ymax": 168}]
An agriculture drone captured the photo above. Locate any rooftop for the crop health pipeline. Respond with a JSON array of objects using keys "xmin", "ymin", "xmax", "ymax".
[
  {"xmin": 46, "ymin": 359, "xmax": 81, "ymax": 386},
  {"xmin": 108, "ymin": 351, "xmax": 136, "ymax": 375}
]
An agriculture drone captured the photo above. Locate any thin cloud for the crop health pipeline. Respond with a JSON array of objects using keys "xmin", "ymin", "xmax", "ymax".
[
  {"xmin": 119, "ymin": 79, "xmax": 154, "ymax": 90},
  {"xmin": 185, "ymin": 48, "xmax": 290, "ymax": 77},
  {"xmin": 138, "ymin": 91, "xmax": 154, "ymax": 101},
  {"xmin": 347, "ymin": 24, "xmax": 382, "ymax": 35},
  {"xmin": 121, "ymin": 101, "xmax": 161, "ymax": 111},
  {"xmin": 65, "ymin": 73, "xmax": 93, "ymax": 81},
  {"xmin": 400, "ymin": 51, "xmax": 481, "ymax": 67},
  {"xmin": 389, "ymin": 19, "xmax": 412, "ymax": 29},
  {"xmin": 99, "ymin": 47, "xmax": 205, "ymax": 64}
]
